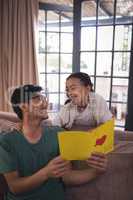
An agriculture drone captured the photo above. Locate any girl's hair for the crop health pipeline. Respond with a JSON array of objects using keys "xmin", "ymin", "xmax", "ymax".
[{"xmin": 66, "ymin": 72, "xmax": 93, "ymax": 91}]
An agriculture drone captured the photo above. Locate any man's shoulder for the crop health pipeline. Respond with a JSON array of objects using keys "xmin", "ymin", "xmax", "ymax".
[
  {"xmin": 0, "ymin": 130, "xmax": 20, "ymax": 145},
  {"xmin": 0, "ymin": 130, "xmax": 19, "ymax": 154}
]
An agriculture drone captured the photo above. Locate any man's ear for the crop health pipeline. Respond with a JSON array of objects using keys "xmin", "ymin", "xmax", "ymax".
[{"xmin": 20, "ymin": 103, "xmax": 28, "ymax": 112}]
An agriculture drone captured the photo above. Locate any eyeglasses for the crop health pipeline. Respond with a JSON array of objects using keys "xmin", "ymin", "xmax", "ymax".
[{"xmin": 31, "ymin": 94, "xmax": 48, "ymax": 106}]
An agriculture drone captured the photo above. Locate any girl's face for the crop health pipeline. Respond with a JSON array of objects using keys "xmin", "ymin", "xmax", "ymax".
[{"xmin": 66, "ymin": 78, "xmax": 91, "ymax": 107}]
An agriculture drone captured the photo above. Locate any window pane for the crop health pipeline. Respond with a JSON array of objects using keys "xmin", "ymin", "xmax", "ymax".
[
  {"xmin": 80, "ymin": 52, "xmax": 95, "ymax": 75},
  {"xmin": 113, "ymin": 52, "xmax": 130, "ymax": 77},
  {"xmin": 47, "ymin": 54, "xmax": 59, "ymax": 73},
  {"xmin": 48, "ymin": 93, "xmax": 59, "ymax": 112},
  {"xmin": 60, "ymin": 74, "xmax": 70, "ymax": 93},
  {"xmin": 96, "ymin": 52, "xmax": 112, "ymax": 76},
  {"xmin": 98, "ymin": 0, "xmax": 114, "ymax": 25},
  {"xmin": 60, "ymin": 54, "xmax": 72, "ymax": 73},
  {"xmin": 99, "ymin": 0, "xmax": 115, "ymax": 16},
  {"xmin": 38, "ymin": 10, "xmax": 45, "ymax": 31},
  {"xmin": 111, "ymin": 103, "xmax": 127, "ymax": 127},
  {"xmin": 38, "ymin": 11, "xmax": 60, "ymax": 32},
  {"xmin": 81, "ymin": 1, "xmax": 96, "ymax": 24},
  {"xmin": 47, "ymin": 74, "xmax": 59, "ymax": 92},
  {"xmin": 95, "ymin": 78, "xmax": 111, "ymax": 100},
  {"xmin": 116, "ymin": 0, "xmax": 133, "ymax": 17},
  {"xmin": 47, "ymin": 33, "xmax": 59, "ymax": 52},
  {"xmin": 90, "ymin": 77, "xmax": 94, "ymax": 86},
  {"xmin": 97, "ymin": 26, "xmax": 113, "ymax": 50},
  {"xmin": 39, "ymin": 32, "xmax": 45, "ymax": 53},
  {"xmin": 60, "ymin": 93, "xmax": 68, "ymax": 106},
  {"xmin": 112, "ymin": 79, "xmax": 128, "ymax": 103},
  {"xmin": 47, "ymin": 11, "xmax": 59, "ymax": 32},
  {"xmin": 61, "ymin": 12, "xmax": 73, "ymax": 33},
  {"xmin": 38, "ymin": 54, "xmax": 45, "ymax": 73},
  {"xmin": 115, "ymin": 25, "xmax": 132, "ymax": 51},
  {"xmin": 61, "ymin": 25, "xmax": 73, "ymax": 33},
  {"xmin": 81, "ymin": 27, "xmax": 96, "ymax": 51},
  {"xmin": 61, "ymin": 33, "xmax": 73, "ymax": 53},
  {"xmin": 39, "ymin": 74, "xmax": 46, "ymax": 88}
]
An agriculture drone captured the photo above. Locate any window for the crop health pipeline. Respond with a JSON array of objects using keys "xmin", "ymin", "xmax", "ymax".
[
  {"xmin": 80, "ymin": 0, "xmax": 133, "ymax": 130},
  {"xmin": 38, "ymin": 3, "xmax": 73, "ymax": 118},
  {"xmin": 38, "ymin": 0, "xmax": 133, "ymax": 129}
]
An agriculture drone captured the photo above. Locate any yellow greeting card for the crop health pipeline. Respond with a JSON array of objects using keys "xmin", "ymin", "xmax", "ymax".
[{"xmin": 58, "ymin": 119, "xmax": 114, "ymax": 160}]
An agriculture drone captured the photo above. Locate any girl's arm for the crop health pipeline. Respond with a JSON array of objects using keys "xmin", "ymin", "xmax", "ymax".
[{"xmin": 0, "ymin": 111, "xmax": 20, "ymax": 122}]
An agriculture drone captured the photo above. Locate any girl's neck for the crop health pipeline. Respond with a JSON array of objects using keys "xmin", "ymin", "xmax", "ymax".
[
  {"xmin": 77, "ymin": 97, "xmax": 89, "ymax": 112},
  {"xmin": 77, "ymin": 105, "xmax": 87, "ymax": 112}
]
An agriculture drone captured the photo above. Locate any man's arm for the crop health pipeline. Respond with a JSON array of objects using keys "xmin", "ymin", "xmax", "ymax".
[
  {"xmin": 4, "ymin": 156, "xmax": 70, "ymax": 194},
  {"xmin": 63, "ymin": 152, "xmax": 107, "ymax": 185},
  {"xmin": 0, "ymin": 111, "xmax": 20, "ymax": 122},
  {"xmin": 62, "ymin": 168, "xmax": 97, "ymax": 185},
  {"xmin": 4, "ymin": 169, "xmax": 49, "ymax": 194}
]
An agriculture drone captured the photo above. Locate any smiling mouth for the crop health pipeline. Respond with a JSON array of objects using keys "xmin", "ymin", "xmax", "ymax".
[
  {"xmin": 41, "ymin": 110, "xmax": 48, "ymax": 114},
  {"xmin": 70, "ymin": 97, "xmax": 79, "ymax": 105},
  {"xmin": 39, "ymin": 110, "xmax": 48, "ymax": 119},
  {"xmin": 70, "ymin": 95, "xmax": 78, "ymax": 100}
]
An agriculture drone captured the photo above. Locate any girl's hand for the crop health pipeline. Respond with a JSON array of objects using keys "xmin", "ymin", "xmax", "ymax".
[{"xmin": 86, "ymin": 152, "xmax": 107, "ymax": 174}]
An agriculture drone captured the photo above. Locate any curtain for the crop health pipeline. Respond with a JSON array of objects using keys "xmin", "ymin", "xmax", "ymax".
[{"xmin": 0, "ymin": 0, "xmax": 39, "ymax": 111}]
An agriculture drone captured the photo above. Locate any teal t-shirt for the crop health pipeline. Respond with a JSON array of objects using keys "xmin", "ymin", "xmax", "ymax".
[{"xmin": 0, "ymin": 126, "xmax": 65, "ymax": 200}]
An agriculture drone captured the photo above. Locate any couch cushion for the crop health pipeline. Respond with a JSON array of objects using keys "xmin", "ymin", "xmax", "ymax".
[
  {"xmin": 115, "ymin": 129, "xmax": 133, "ymax": 141},
  {"xmin": 66, "ymin": 149, "xmax": 133, "ymax": 200},
  {"xmin": 0, "ymin": 119, "xmax": 17, "ymax": 132}
]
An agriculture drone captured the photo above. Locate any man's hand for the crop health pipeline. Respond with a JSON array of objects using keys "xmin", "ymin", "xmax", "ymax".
[
  {"xmin": 3, "ymin": 156, "xmax": 71, "ymax": 195},
  {"xmin": 45, "ymin": 156, "xmax": 71, "ymax": 178},
  {"xmin": 86, "ymin": 152, "xmax": 107, "ymax": 174}
]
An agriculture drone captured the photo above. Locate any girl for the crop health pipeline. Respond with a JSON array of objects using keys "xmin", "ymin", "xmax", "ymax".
[{"xmin": 52, "ymin": 72, "xmax": 112, "ymax": 130}]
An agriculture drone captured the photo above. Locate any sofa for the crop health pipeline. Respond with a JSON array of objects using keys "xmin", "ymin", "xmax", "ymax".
[
  {"xmin": 0, "ymin": 120, "xmax": 133, "ymax": 200},
  {"xmin": 66, "ymin": 139, "xmax": 133, "ymax": 200}
]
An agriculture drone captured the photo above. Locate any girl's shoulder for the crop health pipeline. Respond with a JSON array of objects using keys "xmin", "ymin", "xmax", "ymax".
[
  {"xmin": 60, "ymin": 101, "xmax": 75, "ymax": 111},
  {"xmin": 89, "ymin": 92, "xmax": 106, "ymax": 103}
]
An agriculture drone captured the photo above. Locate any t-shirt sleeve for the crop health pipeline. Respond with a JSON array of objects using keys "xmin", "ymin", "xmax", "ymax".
[
  {"xmin": 52, "ymin": 105, "xmax": 68, "ymax": 127},
  {"xmin": 52, "ymin": 104, "xmax": 74, "ymax": 129},
  {"xmin": 0, "ymin": 134, "xmax": 17, "ymax": 173},
  {"xmin": 52, "ymin": 113, "xmax": 62, "ymax": 127}
]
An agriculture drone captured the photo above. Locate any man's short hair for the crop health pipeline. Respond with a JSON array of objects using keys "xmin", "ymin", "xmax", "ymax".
[{"xmin": 11, "ymin": 84, "xmax": 43, "ymax": 120}]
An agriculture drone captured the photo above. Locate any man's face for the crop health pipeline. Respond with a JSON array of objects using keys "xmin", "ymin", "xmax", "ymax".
[{"xmin": 27, "ymin": 92, "xmax": 48, "ymax": 121}]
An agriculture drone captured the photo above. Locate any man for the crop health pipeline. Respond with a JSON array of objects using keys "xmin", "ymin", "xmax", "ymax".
[{"xmin": 0, "ymin": 84, "xmax": 107, "ymax": 200}]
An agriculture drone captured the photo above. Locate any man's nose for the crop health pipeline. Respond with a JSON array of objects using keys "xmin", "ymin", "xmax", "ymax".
[
  {"xmin": 41, "ymin": 98, "xmax": 48, "ymax": 107},
  {"xmin": 44, "ymin": 99, "xmax": 48, "ymax": 106}
]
